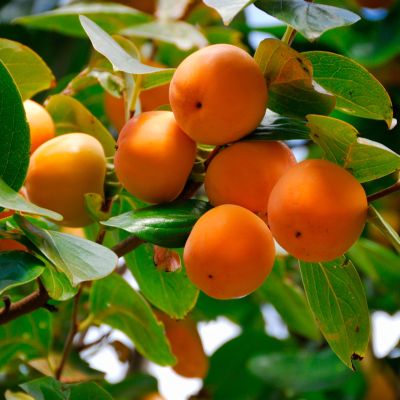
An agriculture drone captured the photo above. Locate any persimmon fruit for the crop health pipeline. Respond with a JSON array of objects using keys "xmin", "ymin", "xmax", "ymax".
[
  {"xmin": 184, "ymin": 204, "xmax": 275, "ymax": 299},
  {"xmin": 157, "ymin": 312, "xmax": 208, "ymax": 379},
  {"xmin": 169, "ymin": 44, "xmax": 268, "ymax": 145},
  {"xmin": 205, "ymin": 141, "xmax": 296, "ymax": 217},
  {"xmin": 23, "ymin": 100, "xmax": 55, "ymax": 154},
  {"xmin": 114, "ymin": 111, "xmax": 196, "ymax": 204},
  {"xmin": 268, "ymin": 159, "xmax": 368, "ymax": 262},
  {"xmin": 25, "ymin": 133, "xmax": 106, "ymax": 227}
]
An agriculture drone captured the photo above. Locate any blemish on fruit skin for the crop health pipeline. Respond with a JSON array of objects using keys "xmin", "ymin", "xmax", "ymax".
[
  {"xmin": 355, "ymin": 325, "xmax": 360, "ymax": 333},
  {"xmin": 208, "ymin": 274, "xmax": 213, "ymax": 279},
  {"xmin": 295, "ymin": 231, "xmax": 302, "ymax": 238},
  {"xmin": 195, "ymin": 101, "xmax": 202, "ymax": 109}
]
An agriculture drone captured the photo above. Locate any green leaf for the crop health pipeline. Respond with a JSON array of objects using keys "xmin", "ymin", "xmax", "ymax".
[
  {"xmin": 258, "ymin": 263, "xmax": 320, "ymax": 340},
  {"xmin": 367, "ymin": 206, "xmax": 400, "ymax": 254},
  {"xmin": 157, "ymin": 0, "xmax": 192, "ymax": 21},
  {"xmin": 0, "ymin": 60, "xmax": 29, "ymax": 191},
  {"xmin": 20, "ymin": 377, "xmax": 113, "ymax": 400},
  {"xmin": 141, "ymin": 68, "xmax": 175, "ymax": 91},
  {"xmin": 15, "ymin": 215, "xmax": 117, "ymax": 286},
  {"xmin": 255, "ymin": 39, "xmax": 336, "ymax": 118},
  {"xmin": 245, "ymin": 111, "xmax": 310, "ymax": 141},
  {"xmin": 348, "ymin": 238, "xmax": 400, "ymax": 289},
  {"xmin": 203, "ymin": 0, "xmax": 254, "ymax": 25},
  {"xmin": 125, "ymin": 244, "xmax": 198, "ymax": 319},
  {"xmin": 205, "ymin": 331, "xmax": 288, "ymax": 400},
  {"xmin": 0, "ymin": 39, "xmax": 55, "ymax": 101},
  {"xmin": 254, "ymin": 0, "xmax": 360, "ymax": 41},
  {"xmin": 15, "ymin": 3, "xmax": 151, "ymax": 38},
  {"xmin": 0, "ymin": 251, "xmax": 45, "ymax": 295},
  {"xmin": 249, "ymin": 348, "xmax": 352, "ymax": 393},
  {"xmin": 299, "ymin": 258, "xmax": 370, "ymax": 369},
  {"xmin": 122, "ymin": 21, "xmax": 208, "ymax": 51},
  {"xmin": 103, "ymin": 373, "xmax": 158, "ymax": 400},
  {"xmin": 5, "ymin": 391, "xmax": 34, "ymax": 400},
  {"xmin": 0, "ymin": 178, "xmax": 63, "ymax": 221},
  {"xmin": 0, "ymin": 309, "xmax": 52, "ymax": 368},
  {"xmin": 45, "ymin": 94, "xmax": 116, "ymax": 157},
  {"xmin": 80, "ymin": 16, "xmax": 170, "ymax": 75},
  {"xmin": 102, "ymin": 200, "xmax": 211, "ymax": 247},
  {"xmin": 194, "ymin": 292, "xmax": 265, "ymax": 331},
  {"xmin": 40, "ymin": 262, "xmax": 78, "ymax": 301},
  {"xmin": 304, "ymin": 51, "xmax": 393, "ymax": 126},
  {"xmin": 307, "ymin": 115, "xmax": 400, "ymax": 183},
  {"xmin": 90, "ymin": 273, "xmax": 176, "ymax": 365}
]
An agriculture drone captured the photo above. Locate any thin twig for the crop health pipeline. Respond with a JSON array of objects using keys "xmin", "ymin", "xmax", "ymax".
[
  {"xmin": 367, "ymin": 180, "xmax": 400, "ymax": 203},
  {"xmin": 55, "ymin": 287, "xmax": 82, "ymax": 380},
  {"xmin": 112, "ymin": 237, "xmax": 144, "ymax": 258}
]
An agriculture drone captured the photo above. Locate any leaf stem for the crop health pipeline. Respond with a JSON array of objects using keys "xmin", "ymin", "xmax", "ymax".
[
  {"xmin": 112, "ymin": 236, "xmax": 144, "ymax": 257},
  {"xmin": 367, "ymin": 180, "xmax": 400, "ymax": 203}
]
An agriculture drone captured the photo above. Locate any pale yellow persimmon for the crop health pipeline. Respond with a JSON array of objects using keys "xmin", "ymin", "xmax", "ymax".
[
  {"xmin": 24, "ymin": 100, "xmax": 55, "ymax": 154},
  {"xmin": 25, "ymin": 133, "xmax": 106, "ymax": 227}
]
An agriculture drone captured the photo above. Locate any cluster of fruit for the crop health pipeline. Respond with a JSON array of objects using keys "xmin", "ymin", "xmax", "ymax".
[
  {"xmin": 114, "ymin": 44, "xmax": 368, "ymax": 300},
  {"xmin": 10, "ymin": 44, "xmax": 369, "ymax": 304}
]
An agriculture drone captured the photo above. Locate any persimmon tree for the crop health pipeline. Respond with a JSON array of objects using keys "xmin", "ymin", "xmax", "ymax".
[{"xmin": 0, "ymin": 0, "xmax": 399, "ymax": 399}]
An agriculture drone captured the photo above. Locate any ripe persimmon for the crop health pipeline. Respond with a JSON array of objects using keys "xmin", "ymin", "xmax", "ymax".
[
  {"xmin": 157, "ymin": 312, "xmax": 208, "ymax": 379},
  {"xmin": 184, "ymin": 204, "xmax": 275, "ymax": 299},
  {"xmin": 24, "ymin": 100, "xmax": 55, "ymax": 154},
  {"xmin": 169, "ymin": 44, "xmax": 268, "ymax": 145},
  {"xmin": 205, "ymin": 141, "xmax": 296, "ymax": 217},
  {"xmin": 25, "ymin": 133, "xmax": 106, "ymax": 227},
  {"xmin": 114, "ymin": 111, "xmax": 196, "ymax": 203},
  {"xmin": 268, "ymin": 159, "xmax": 368, "ymax": 262}
]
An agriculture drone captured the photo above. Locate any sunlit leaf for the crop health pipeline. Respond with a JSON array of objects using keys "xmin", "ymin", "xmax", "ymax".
[
  {"xmin": 299, "ymin": 258, "xmax": 370, "ymax": 369},
  {"xmin": 307, "ymin": 115, "xmax": 400, "ymax": 182}
]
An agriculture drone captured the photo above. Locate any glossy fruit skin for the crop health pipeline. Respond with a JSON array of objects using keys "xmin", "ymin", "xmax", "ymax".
[
  {"xmin": 355, "ymin": 0, "xmax": 394, "ymax": 8},
  {"xmin": 268, "ymin": 159, "xmax": 368, "ymax": 262},
  {"xmin": 184, "ymin": 204, "xmax": 275, "ymax": 299},
  {"xmin": 104, "ymin": 60, "xmax": 170, "ymax": 132},
  {"xmin": 205, "ymin": 141, "xmax": 296, "ymax": 217},
  {"xmin": 25, "ymin": 133, "xmax": 106, "ymax": 227},
  {"xmin": 114, "ymin": 0, "xmax": 156, "ymax": 14},
  {"xmin": 169, "ymin": 44, "xmax": 268, "ymax": 145},
  {"xmin": 24, "ymin": 100, "xmax": 55, "ymax": 154},
  {"xmin": 158, "ymin": 313, "xmax": 208, "ymax": 379},
  {"xmin": 114, "ymin": 111, "xmax": 196, "ymax": 204}
]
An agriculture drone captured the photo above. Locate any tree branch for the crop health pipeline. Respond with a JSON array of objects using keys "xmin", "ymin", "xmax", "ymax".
[
  {"xmin": 112, "ymin": 236, "xmax": 144, "ymax": 257},
  {"xmin": 367, "ymin": 180, "xmax": 400, "ymax": 203},
  {"xmin": 0, "ymin": 281, "xmax": 50, "ymax": 325},
  {"xmin": 55, "ymin": 286, "xmax": 82, "ymax": 380}
]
